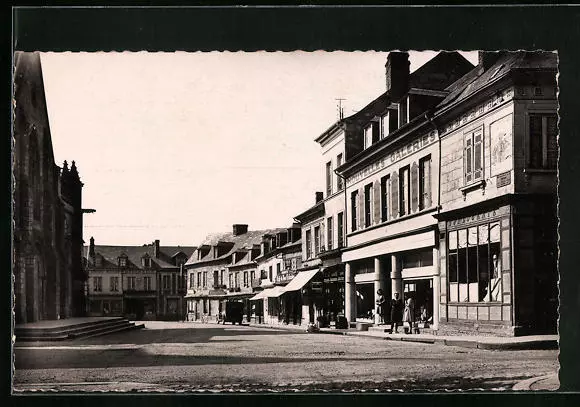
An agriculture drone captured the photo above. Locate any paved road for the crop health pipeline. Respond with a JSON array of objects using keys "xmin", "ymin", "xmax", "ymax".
[{"xmin": 13, "ymin": 321, "xmax": 558, "ymax": 392}]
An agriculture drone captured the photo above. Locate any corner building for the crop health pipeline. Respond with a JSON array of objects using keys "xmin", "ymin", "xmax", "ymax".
[
  {"xmin": 337, "ymin": 51, "xmax": 475, "ymax": 327},
  {"xmin": 433, "ymin": 52, "xmax": 558, "ymax": 336}
]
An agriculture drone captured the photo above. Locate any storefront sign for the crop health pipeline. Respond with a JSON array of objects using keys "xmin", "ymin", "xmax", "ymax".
[
  {"xmin": 496, "ymin": 171, "xmax": 511, "ymax": 188},
  {"xmin": 347, "ymin": 131, "xmax": 437, "ymax": 184},
  {"xmin": 447, "ymin": 206, "xmax": 509, "ymax": 229},
  {"xmin": 311, "ymin": 281, "xmax": 323, "ymax": 294}
]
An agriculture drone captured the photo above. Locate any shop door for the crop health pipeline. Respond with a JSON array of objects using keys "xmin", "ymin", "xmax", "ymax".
[{"xmin": 403, "ymin": 279, "xmax": 433, "ymax": 322}]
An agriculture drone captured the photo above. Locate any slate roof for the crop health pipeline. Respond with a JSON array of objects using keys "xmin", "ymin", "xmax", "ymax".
[
  {"xmin": 86, "ymin": 243, "xmax": 196, "ymax": 270},
  {"xmin": 186, "ymin": 228, "xmax": 288, "ymax": 266},
  {"xmin": 437, "ymin": 51, "xmax": 558, "ymax": 110}
]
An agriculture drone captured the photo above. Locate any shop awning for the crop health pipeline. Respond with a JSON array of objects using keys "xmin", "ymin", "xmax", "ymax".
[
  {"xmin": 249, "ymin": 290, "xmax": 266, "ymax": 301},
  {"xmin": 282, "ymin": 268, "xmax": 320, "ymax": 293},
  {"xmin": 265, "ymin": 286, "xmax": 286, "ymax": 298}
]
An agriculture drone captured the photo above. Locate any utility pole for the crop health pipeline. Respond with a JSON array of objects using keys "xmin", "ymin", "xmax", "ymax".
[{"xmin": 335, "ymin": 98, "xmax": 346, "ymax": 120}]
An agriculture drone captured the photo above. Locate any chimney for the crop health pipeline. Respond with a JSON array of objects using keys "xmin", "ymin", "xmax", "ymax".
[
  {"xmin": 233, "ymin": 224, "xmax": 248, "ymax": 236},
  {"xmin": 478, "ymin": 51, "xmax": 503, "ymax": 70},
  {"xmin": 315, "ymin": 192, "xmax": 324, "ymax": 203},
  {"xmin": 154, "ymin": 239, "xmax": 160, "ymax": 258},
  {"xmin": 89, "ymin": 236, "xmax": 95, "ymax": 260},
  {"xmin": 385, "ymin": 52, "xmax": 410, "ymax": 100}
]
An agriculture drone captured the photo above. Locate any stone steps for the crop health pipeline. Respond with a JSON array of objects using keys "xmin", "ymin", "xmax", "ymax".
[{"xmin": 15, "ymin": 318, "xmax": 144, "ymax": 342}]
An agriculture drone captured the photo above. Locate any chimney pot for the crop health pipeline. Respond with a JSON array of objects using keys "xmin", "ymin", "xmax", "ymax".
[
  {"xmin": 89, "ymin": 236, "xmax": 95, "ymax": 258},
  {"xmin": 154, "ymin": 239, "xmax": 160, "ymax": 258}
]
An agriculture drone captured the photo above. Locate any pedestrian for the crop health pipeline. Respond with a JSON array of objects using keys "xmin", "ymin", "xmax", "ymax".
[
  {"xmin": 375, "ymin": 289, "xmax": 386, "ymax": 324},
  {"xmin": 390, "ymin": 292, "xmax": 403, "ymax": 333},
  {"xmin": 403, "ymin": 294, "xmax": 415, "ymax": 334}
]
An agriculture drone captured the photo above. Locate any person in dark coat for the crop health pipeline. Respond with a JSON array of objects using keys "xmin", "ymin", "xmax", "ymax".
[
  {"xmin": 375, "ymin": 289, "xmax": 386, "ymax": 324},
  {"xmin": 390, "ymin": 292, "xmax": 404, "ymax": 333}
]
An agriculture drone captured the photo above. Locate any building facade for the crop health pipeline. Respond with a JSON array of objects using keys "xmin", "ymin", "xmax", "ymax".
[
  {"xmin": 13, "ymin": 51, "xmax": 87, "ymax": 324},
  {"xmin": 335, "ymin": 51, "xmax": 558, "ymax": 336},
  {"xmin": 85, "ymin": 238, "xmax": 194, "ymax": 320},
  {"xmin": 432, "ymin": 51, "xmax": 558, "ymax": 336},
  {"xmin": 337, "ymin": 52, "xmax": 474, "ymax": 328}
]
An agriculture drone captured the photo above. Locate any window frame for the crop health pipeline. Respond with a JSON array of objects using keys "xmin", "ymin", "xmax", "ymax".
[
  {"xmin": 528, "ymin": 112, "xmax": 558, "ymax": 170},
  {"xmin": 399, "ymin": 166, "xmax": 410, "ymax": 216},
  {"xmin": 463, "ymin": 126, "xmax": 484, "ymax": 185},
  {"xmin": 305, "ymin": 229, "xmax": 312, "ymax": 259},
  {"xmin": 336, "ymin": 153, "xmax": 344, "ymax": 191},
  {"xmin": 327, "ymin": 216, "xmax": 333, "ymax": 251},
  {"xmin": 337, "ymin": 212, "xmax": 344, "ymax": 248},
  {"xmin": 351, "ymin": 190, "xmax": 359, "ymax": 231},
  {"xmin": 380, "ymin": 175, "xmax": 390, "ymax": 222},
  {"xmin": 419, "ymin": 154, "xmax": 432, "ymax": 211},
  {"xmin": 326, "ymin": 160, "xmax": 333, "ymax": 197},
  {"xmin": 364, "ymin": 183, "xmax": 373, "ymax": 227}
]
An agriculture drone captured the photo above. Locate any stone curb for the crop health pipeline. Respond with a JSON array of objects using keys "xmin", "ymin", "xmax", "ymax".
[
  {"xmin": 512, "ymin": 374, "xmax": 557, "ymax": 391},
  {"xmin": 247, "ymin": 323, "xmax": 558, "ymax": 350}
]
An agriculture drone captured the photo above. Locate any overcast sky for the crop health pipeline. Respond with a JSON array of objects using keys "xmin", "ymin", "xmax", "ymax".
[{"xmin": 40, "ymin": 51, "xmax": 478, "ymax": 246}]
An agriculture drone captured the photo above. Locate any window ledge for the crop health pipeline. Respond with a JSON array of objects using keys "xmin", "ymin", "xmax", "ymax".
[
  {"xmin": 459, "ymin": 179, "xmax": 486, "ymax": 198},
  {"xmin": 523, "ymin": 168, "xmax": 557, "ymax": 174}
]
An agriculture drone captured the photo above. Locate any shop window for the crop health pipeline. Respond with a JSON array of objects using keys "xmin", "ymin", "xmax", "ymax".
[
  {"xmin": 402, "ymin": 249, "xmax": 433, "ymax": 269},
  {"xmin": 351, "ymin": 190, "xmax": 359, "ymax": 231},
  {"xmin": 93, "ymin": 276, "xmax": 102, "ymax": 292},
  {"xmin": 327, "ymin": 217, "xmax": 333, "ymax": 250},
  {"xmin": 337, "ymin": 212, "xmax": 344, "ymax": 248},
  {"xmin": 364, "ymin": 183, "xmax": 373, "ymax": 227},
  {"xmin": 337, "ymin": 153, "xmax": 344, "ymax": 191},
  {"xmin": 326, "ymin": 161, "xmax": 333, "ymax": 197},
  {"xmin": 419, "ymin": 155, "xmax": 432, "ymax": 210},
  {"xmin": 464, "ymin": 127, "xmax": 484, "ymax": 184},
  {"xmin": 448, "ymin": 222, "xmax": 501, "ymax": 304},
  {"xmin": 529, "ymin": 114, "xmax": 558, "ymax": 169},
  {"xmin": 305, "ymin": 230, "xmax": 312, "ymax": 259},
  {"xmin": 399, "ymin": 166, "xmax": 410, "ymax": 216},
  {"xmin": 380, "ymin": 175, "xmax": 390, "ymax": 222}
]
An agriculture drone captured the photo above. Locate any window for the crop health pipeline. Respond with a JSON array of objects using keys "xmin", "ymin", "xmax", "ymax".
[
  {"xmin": 93, "ymin": 276, "xmax": 102, "ymax": 292},
  {"xmin": 144, "ymin": 276, "xmax": 152, "ymax": 291},
  {"xmin": 268, "ymin": 266, "xmax": 273, "ymax": 281},
  {"xmin": 202, "ymin": 271, "xmax": 207, "ymax": 288},
  {"xmin": 327, "ymin": 217, "xmax": 333, "ymax": 251},
  {"xmin": 250, "ymin": 270, "xmax": 255, "ymax": 283},
  {"xmin": 213, "ymin": 270, "xmax": 219, "ymax": 287},
  {"xmin": 464, "ymin": 127, "xmax": 484, "ymax": 184},
  {"xmin": 364, "ymin": 183, "xmax": 373, "ymax": 227},
  {"xmin": 260, "ymin": 269, "xmax": 267, "ymax": 279},
  {"xmin": 163, "ymin": 275, "xmax": 170, "ymax": 290},
  {"xmin": 380, "ymin": 175, "xmax": 390, "ymax": 222},
  {"xmin": 419, "ymin": 155, "xmax": 432, "ymax": 210},
  {"xmin": 235, "ymin": 272, "xmax": 240, "ymax": 288},
  {"xmin": 314, "ymin": 226, "xmax": 321, "ymax": 256},
  {"xmin": 220, "ymin": 269, "xmax": 225, "ymax": 286},
  {"xmin": 276, "ymin": 263, "xmax": 281, "ymax": 279},
  {"xmin": 448, "ymin": 222, "xmax": 501, "ymax": 303},
  {"xmin": 118, "ymin": 256, "xmax": 127, "ymax": 267},
  {"xmin": 110, "ymin": 276, "xmax": 119, "ymax": 292},
  {"xmin": 229, "ymin": 273, "xmax": 234, "ymax": 288},
  {"xmin": 399, "ymin": 98, "xmax": 408, "ymax": 127},
  {"xmin": 363, "ymin": 125, "xmax": 373, "ymax": 149},
  {"xmin": 141, "ymin": 256, "xmax": 151, "ymax": 268},
  {"xmin": 529, "ymin": 114, "xmax": 557, "ymax": 169},
  {"xmin": 337, "ymin": 212, "xmax": 344, "ymax": 248},
  {"xmin": 197, "ymin": 272, "xmax": 201, "ymax": 288},
  {"xmin": 380, "ymin": 113, "xmax": 389, "ymax": 139},
  {"xmin": 305, "ymin": 230, "xmax": 312, "ymax": 259},
  {"xmin": 189, "ymin": 274, "xmax": 195, "ymax": 290},
  {"xmin": 351, "ymin": 190, "xmax": 359, "ymax": 231},
  {"xmin": 291, "ymin": 258, "xmax": 298, "ymax": 270},
  {"xmin": 337, "ymin": 153, "xmax": 344, "ymax": 191},
  {"xmin": 399, "ymin": 166, "xmax": 410, "ymax": 216},
  {"xmin": 244, "ymin": 271, "xmax": 248, "ymax": 287},
  {"xmin": 128, "ymin": 276, "xmax": 136, "ymax": 290},
  {"xmin": 326, "ymin": 161, "xmax": 333, "ymax": 197}
]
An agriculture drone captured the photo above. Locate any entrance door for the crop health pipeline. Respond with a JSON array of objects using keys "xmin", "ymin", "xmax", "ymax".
[{"xmin": 403, "ymin": 279, "xmax": 433, "ymax": 323}]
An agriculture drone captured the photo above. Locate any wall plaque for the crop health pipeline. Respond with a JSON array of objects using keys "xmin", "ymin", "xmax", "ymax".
[{"xmin": 496, "ymin": 171, "xmax": 511, "ymax": 188}]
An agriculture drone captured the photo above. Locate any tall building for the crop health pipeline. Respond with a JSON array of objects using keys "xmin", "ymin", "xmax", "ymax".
[
  {"xmin": 13, "ymin": 51, "xmax": 86, "ymax": 324},
  {"xmin": 335, "ymin": 51, "xmax": 558, "ymax": 336},
  {"xmin": 84, "ymin": 239, "xmax": 195, "ymax": 320}
]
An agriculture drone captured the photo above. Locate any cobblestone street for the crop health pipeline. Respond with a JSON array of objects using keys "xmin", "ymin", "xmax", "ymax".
[{"xmin": 13, "ymin": 322, "xmax": 558, "ymax": 392}]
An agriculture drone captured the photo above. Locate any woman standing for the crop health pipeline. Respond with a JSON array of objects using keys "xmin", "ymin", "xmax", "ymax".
[{"xmin": 403, "ymin": 294, "xmax": 415, "ymax": 334}]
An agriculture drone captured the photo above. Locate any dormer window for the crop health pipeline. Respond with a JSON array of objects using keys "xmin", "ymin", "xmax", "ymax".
[
  {"xmin": 95, "ymin": 254, "xmax": 103, "ymax": 268},
  {"xmin": 141, "ymin": 254, "xmax": 151, "ymax": 268},
  {"xmin": 398, "ymin": 97, "xmax": 409, "ymax": 127},
  {"xmin": 363, "ymin": 120, "xmax": 380, "ymax": 149},
  {"xmin": 118, "ymin": 255, "xmax": 128, "ymax": 268}
]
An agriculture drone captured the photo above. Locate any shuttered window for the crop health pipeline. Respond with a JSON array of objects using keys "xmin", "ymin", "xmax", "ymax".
[
  {"xmin": 464, "ymin": 127, "xmax": 484, "ymax": 184},
  {"xmin": 351, "ymin": 190, "xmax": 359, "ymax": 231},
  {"xmin": 391, "ymin": 171, "xmax": 399, "ymax": 219},
  {"xmin": 327, "ymin": 217, "xmax": 333, "ymax": 251},
  {"xmin": 364, "ymin": 183, "xmax": 373, "ymax": 227},
  {"xmin": 411, "ymin": 162, "xmax": 419, "ymax": 213},
  {"xmin": 380, "ymin": 175, "xmax": 390, "ymax": 222},
  {"xmin": 373, "ymin": 180, "xmax": 381, "ymax": 225},
  {"xmin": 529, "ymin": 114, "xmax": 558, "ymax": 169},
  {"xmin": 419, "ymin": 155, "xmax": 432, "ymax": 210},
  {"xmin": 337, "ymin": 212, "xmax": 344, "ymax": 248}
]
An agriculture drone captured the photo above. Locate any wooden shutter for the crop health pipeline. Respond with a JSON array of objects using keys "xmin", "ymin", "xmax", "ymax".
[
  {"xmin": 465, "ymin": 135, "xmax": 473, "ymax": 183},
  {"xmin": 358, "ymin": 187, "xmax": 364, "ymax": 231},
  {"xmin": 373, "ymin": 180, "xmax": 381, "ymax": 224},
  {"xmin": 411, "ymin": 161, "xmax": 419, "ymax": 213},
  {"xmin": 391, "ymin": 171, "xmax": 399, "ymax": 219},
  {"xmin": 425, "ymin": 157, "xmax": 432, "ymax": 208},
  {"xmin": 473, "ymin": 129, "xmax": 483, "ymax": 180}
]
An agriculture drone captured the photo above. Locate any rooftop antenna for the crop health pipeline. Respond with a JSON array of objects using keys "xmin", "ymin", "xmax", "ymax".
[{"xmin": 335, "ymin": 98, "xmax": 346, "ymax": 120}]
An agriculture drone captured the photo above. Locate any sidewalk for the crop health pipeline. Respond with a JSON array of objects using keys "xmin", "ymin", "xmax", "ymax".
[
  {"xmin": 513, "ymin": 373, "xmax": 559, "ymax": 391},
  {"xmin": 247, "ymin": 322, "xmax": 558, "ymax": 350}
]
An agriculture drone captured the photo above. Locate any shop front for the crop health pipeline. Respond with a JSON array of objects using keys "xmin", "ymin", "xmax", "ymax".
[{"xmin": 321, "ymin": 264, "xmax": 345, "ymax": 326}]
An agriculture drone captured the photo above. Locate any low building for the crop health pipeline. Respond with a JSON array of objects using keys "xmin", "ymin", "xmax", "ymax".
[
  {"xmin": 13, "ymin": 51, "xmax": 87, "ymax": 323},
  {"xmin": 85, "ymin": 238, "xmax": 195, "ymax": 320}
]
